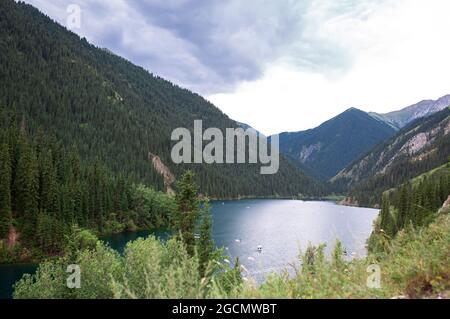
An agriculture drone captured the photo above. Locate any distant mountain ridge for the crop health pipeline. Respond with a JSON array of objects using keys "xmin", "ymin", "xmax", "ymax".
[
  {"xmin": 274, "ymin": 95, "xmax": 450, "ymax": 182},
  {"xmin": 332, "ymin": 107, "xmax": 450, "ymax": 205},
  {"xmin": 276, "ymin": 108, "xmax": 396, "ymax": 180},
  {"xmin": 370, "ymin": 94, "xmax": 450, "ymax": 130}
]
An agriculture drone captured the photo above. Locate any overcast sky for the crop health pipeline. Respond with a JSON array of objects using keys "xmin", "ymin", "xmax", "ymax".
[{"xmin": 22, "ymin": 0, "xmax": 450, "ymax": 135}]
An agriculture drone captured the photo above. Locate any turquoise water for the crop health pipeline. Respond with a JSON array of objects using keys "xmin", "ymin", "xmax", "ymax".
[
  {"xmin": 0, "ymin": 263, "xmax": 37, "ymax": 299},
  {"xmin": 0, "ymin": 200, "xmax": 378, "ymax": 298}
]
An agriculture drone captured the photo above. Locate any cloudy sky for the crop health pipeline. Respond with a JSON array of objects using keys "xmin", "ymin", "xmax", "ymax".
[{"xmin": 22, "ymin": 0, "xmax": 450, "ymax": 135}]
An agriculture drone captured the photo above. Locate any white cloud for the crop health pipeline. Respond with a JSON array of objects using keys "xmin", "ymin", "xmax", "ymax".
[
  {"xmin": 209, "ymin": 0, "xmax": 450, "ymax": 135},
  {"xmin": 21, "ymin": 0, "xmax": 450, "ymax": 135}
]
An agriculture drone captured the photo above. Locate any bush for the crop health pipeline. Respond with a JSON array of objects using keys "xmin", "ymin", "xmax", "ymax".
[
  {"xmin": 13, "ymin": 233, "xmax": 240, "ymax": 299},
  {"xmin": 14, "ymin": 215, "xmax": 449, "ymax": 299}
]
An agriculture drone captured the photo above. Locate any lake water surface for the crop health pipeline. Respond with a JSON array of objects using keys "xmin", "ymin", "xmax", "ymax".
[{"xmin": 0, "ymin": 200, "xmax": 379, "ymax": 298}]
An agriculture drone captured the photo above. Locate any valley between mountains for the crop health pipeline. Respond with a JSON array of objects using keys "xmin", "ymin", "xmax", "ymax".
[{"xmin": 0, "ymin": 0, "xmax": 449, "ymax": 300}]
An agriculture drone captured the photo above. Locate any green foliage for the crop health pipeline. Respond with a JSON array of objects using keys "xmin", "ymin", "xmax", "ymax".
[
  {"xmin": 379, "ymin": 194, "xmax": 395, "ymax": 237},
  {"xmin": 13, "ymin": 235, "xmax": 240, "ymax": 299},
  {"xmin": 130, "ymin": 184, "xmax": 176, "ymax": 229},
  {"xmin": 13, "ymin": 132, "xmax": 39, "ymax": 241},
  {"xmin": 197, "ymin": 200, "xmax": 214, "ymax": 277},
  {"xmin": 0, "ymin": 143, "xmax": 12, "ymax": 238},
  {"xmin": 0, "ymin": 0, "xmax": 323, "ymax": 199},
  {"xmin": 13, "ymin": 259, "xmax": 71, "ymax": 299},
  {"xmin": 332, "ymin": 240, "xmax": 345, "ymax": 271},
  {"xmin": 65, "ymin": 226, "xmax": 99, "ymax": 260},
  {"xmin": 12, "ymin": 166, "xmax": 244, "ymax": 299},
  {"xmin": 0, "ymin": 112, "xmax": 176, "ymax": 262},
  {"xmin": 301, "ymin": 243, "xmax": 326, "ymax": 275},
  {"xmin": 210, "ymin": 257, "xmax": 244, "ymax": 297},
  {"xmin": 369, "ymin": 169, "xmax": 450, "ymax": 254},
  {"xmin": 34, "ymin": 210, "xmax": 65, "ymax": 254},
  {"xmin": 115, "ymin": 237, "xmax": 205, "ymax": 299},
  {"xmin": 174, "ymin": 171, "xmax": 200, "ymax": 254}
]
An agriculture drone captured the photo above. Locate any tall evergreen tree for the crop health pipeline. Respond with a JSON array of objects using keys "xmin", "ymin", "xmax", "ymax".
[
  {"xmin": 0, "ymin": 143, "xmax": 12, "ymax": 238},
  {"xmin": 397, "ymin": 185, "xmax": 409, "ymax": 230},
  {"xmin": 380, "ymin": 194, "xmax": 393, "ymax": 236},
  {"xmin": 197, "ymin": 199, "xmax": 214, "ymax": 277},
  {"xmin": 38, "ymin": 149, "xmax": 58, "ymax": 213},
  {"xmin": 13, "ymin": 133, "xmax": 39, "ymax": 241},
  {"xmin": 174, "ymin": 170, "xmax": 199, "ymax": 255}
]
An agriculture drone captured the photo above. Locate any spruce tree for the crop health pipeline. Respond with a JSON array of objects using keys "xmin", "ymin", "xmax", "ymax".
[
  {"xmin": 397, "ymin": 185, "xmax": 409, "ymax": 230},
  {"xmin": 175, "ymin": 170, "xmax": 199, "ymax": 255},
  {"xmin": 13, "ymin": 134, "xmax": 39, "ymax": 241},
  {"xmin": 197, "ymin": 199, "xmax": 214, "ymax": 277},
  {"xmin": 379, "ymin": 194, "xmax": 389, "ymax": 232},
  {"xmin": 38, "ymin": 149, "xmax": 58, "ymax": 213},
  {"xmin": 0, "ymin": 144, "xmax": 12, "ymax": 238}
]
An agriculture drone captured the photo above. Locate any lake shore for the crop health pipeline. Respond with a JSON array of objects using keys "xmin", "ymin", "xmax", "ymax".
[{"xmin": 1, "ymin": 199, "xmax": 379, "ymax": 299}]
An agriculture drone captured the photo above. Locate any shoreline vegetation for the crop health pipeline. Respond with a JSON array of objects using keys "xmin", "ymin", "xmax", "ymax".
[
  {"xmin": 6, "ymin": 168, "xmax": 450, "ymax": 299},
  {"xmin": 11, "ymin": 198, "xmax": 450, "ymax": 299}
]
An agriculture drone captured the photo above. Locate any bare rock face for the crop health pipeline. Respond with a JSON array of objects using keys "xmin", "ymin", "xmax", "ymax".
[
  {"xmin": 299, "ymin": 143, "xmax": 322, "ymax": 163},
  {"xmin": 7, "ymin": 227, "xmax": 19, "ymax": 249},
  {"xmin": 149, "ymin": 152, "xmax": 175, "ymax": 195},
  {"xmin": 444, "ymin": 118, "xmax": 450, "ymax": 135},
  {"xmin": 401, "ymin": 133, "xmax": 428, "ymax": 155},
  {"xmin": 439, "ymin": 195, "xmax": 450, "ymax": 214}
]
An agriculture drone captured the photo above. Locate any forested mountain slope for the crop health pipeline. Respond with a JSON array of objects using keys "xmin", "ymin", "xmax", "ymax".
[
  {"xmin": 332, "ymin": 107, "xmax": 450, "ymax": 205},
  {"xmin": 276, "ymin": 108, "xmax": 396, "ymax": 180},
  {"xmin": 0, "ymin": 0, "xmax": 323, "ymax": 198}
]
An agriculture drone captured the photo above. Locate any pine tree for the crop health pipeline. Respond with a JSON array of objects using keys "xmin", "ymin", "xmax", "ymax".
[
  {"xmin": 0, "ymin": 144, "xmax": 12, "ymax": 238},
  {"xmin": 197, "ymin": 199, "xmax": 214, "ymax": 277},
  {"xmin": 174, "ymin": 170, "xmax": 199, "ymax": 255},
  {"xmin": 379, "ymin": 194, "xmax": 389, "ymax": 231},
  {"xmin": 13, "ymin": 133, "xmax": 39, "ymax": 241},
  {"xmin": 35, "ymin": 210, "xmax": 53, "ymax": 252},
  {"xmin": 397, "ymin": 185, "xmax": 409, "ymax": 230},
  {"xmin": 38, "ymin": 149, "xmax": 58, "ymax": 213}
]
